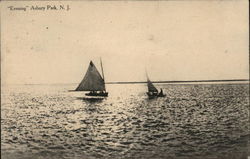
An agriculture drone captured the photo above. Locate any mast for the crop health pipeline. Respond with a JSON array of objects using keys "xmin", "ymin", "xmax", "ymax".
[
  {"xmin": 100, "ymin": 58, "xmax": 106, "ymax": 91},
  {"xmin": 145, "ymin": 69, "xmax": 149, "ymax": 81}
]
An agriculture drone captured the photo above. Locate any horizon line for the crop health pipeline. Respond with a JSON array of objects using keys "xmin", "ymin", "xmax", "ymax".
[
  {"xmin": 2, "ymin": 79, "xmax": 249, "ymax": 85},
  {"xmin": 106, "ymin": 79, "xmax": 250, "ymax": 84}
]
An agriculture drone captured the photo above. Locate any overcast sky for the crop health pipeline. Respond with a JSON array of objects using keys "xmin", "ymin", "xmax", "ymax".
[{"xmin": 1, "ymin": 0, "xmax": 249, "ymax": 84}]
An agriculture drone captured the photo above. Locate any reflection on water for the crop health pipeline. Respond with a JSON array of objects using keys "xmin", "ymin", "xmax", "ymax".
[
  {"xmin": 76, "ymin": 97, "xmax": 105, "ymax": 102},
  {"xmin": 1, "ymin": 83, "xmax": 249, "ymax": 159}
]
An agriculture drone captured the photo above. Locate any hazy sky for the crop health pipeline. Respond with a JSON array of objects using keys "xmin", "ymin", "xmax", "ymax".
[{"xmin": 1, "ymin": 0, "xmax": 249, "ymax": 84}]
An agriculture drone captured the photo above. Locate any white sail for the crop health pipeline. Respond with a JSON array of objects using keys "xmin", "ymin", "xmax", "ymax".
[{"xmin": 75, "ymin": 61, "xmax": 105, "ymax": 91}]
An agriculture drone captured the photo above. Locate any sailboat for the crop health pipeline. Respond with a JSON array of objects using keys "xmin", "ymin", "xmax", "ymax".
[
  {"xmin": 146, "ymin": 75, "xmax": 166, "ymax": 98},
  {"xmin": 75, "ymin": 59, "xmax": 108, "ymax": 97}
]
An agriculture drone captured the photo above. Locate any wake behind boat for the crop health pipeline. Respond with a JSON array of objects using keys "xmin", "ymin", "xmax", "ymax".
[{"xmin": 75, "ymin": 59, "xmax": 108, "ymax": 97}]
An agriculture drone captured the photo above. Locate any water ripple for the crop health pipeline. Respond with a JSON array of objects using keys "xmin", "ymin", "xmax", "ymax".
[{"xmin": 1, "ymin": 84, "xmax": 249, "ymax": 159}]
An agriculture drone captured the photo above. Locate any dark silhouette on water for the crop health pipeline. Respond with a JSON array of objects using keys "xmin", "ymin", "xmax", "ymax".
[
  {"xmin": 146, "ymin": 73, "xmax": 166, "ymax": 99},
  {"xmin": 159, "ymin": 88, "xmax": 164, "ymax": 96}
]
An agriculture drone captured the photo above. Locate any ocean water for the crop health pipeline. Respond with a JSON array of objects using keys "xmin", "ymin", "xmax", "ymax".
[{"xmin": 1, "ymin": 83, "xmax": 249, "ymax": 159}]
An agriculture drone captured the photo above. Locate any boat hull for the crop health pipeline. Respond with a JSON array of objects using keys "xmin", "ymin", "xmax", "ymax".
[
  {"xmin": 157, "ymin": 94, "xmax": 166, "ymax": 97},
  {"xmin": 85, "ymin": 92, "xmax": 108, "ymax": 97},
  {"xmin": 147, "ymin": 92, "xmax": 166, "ymax": 98}
]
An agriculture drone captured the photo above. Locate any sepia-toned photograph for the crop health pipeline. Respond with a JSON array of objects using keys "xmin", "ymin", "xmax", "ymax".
[{"xmin": 1, "ymin": 0, "xmax": 249, "ymax": 159}]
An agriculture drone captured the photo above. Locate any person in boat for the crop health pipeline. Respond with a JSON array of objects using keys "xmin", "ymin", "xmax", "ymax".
[{"xmin": 159, "ymin": 88, "xmax": 163, "ymax": 96}]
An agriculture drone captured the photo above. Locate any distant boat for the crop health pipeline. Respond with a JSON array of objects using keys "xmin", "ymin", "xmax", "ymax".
[
  {"xmin": 146, "ymin": 74, "xmax": 166, "ymax": 98},
  {"xmin": 75, "ymin": 59, "xmax": 108, "ymax": 97}
]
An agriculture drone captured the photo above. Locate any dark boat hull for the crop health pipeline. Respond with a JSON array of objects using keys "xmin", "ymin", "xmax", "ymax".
[
  {"xmin": 85, "ymin": 92, "xmax": 108, "ymax": 97},
  {"xmin": 147, "ymin": 92, "xmax": 166, "ymax": 98},
  {"xmin": 157, "ymin": 94, "xmax": 166, "ymax": 97}
]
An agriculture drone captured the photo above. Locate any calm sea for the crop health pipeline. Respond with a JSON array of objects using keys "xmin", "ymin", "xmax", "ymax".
[{"xmin": 1, "ymin": 83, "xmax": 249, "ymax": 159}]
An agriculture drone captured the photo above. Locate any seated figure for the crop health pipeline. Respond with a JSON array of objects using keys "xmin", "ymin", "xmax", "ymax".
[{"xmin": 159, "ymin": 89, "xmax": 163, "ymax": 96}]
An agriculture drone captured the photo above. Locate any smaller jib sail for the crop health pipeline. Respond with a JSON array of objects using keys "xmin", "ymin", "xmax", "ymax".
[
  {"xmin": 147, "ymin": 79, "xmax": 158, "ymax": 93},
  {"xmin": 75, "ymin": 61, "xmax": 105, "ymax": 91}
]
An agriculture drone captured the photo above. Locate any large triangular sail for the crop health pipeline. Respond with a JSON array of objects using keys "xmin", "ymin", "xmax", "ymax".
[{"xmin": 75, "ymin": 61, "xmax": 105, "ymax": 91}]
